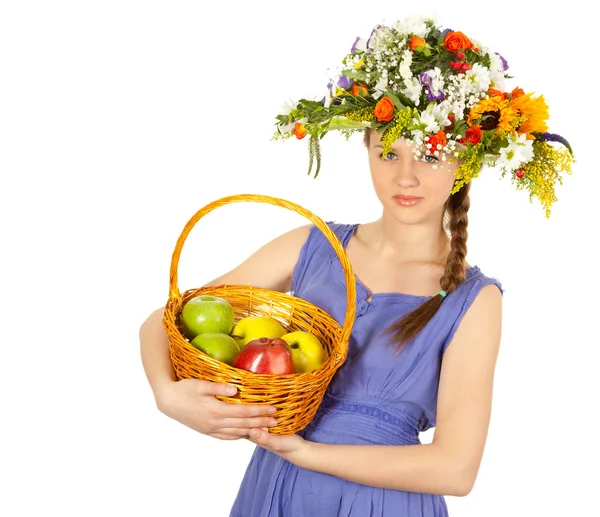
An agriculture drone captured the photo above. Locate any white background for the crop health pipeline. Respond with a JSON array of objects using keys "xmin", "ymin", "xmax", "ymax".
[{"xmin": 1, "ymin": 1, "xmax": 598, "ymax": 516}]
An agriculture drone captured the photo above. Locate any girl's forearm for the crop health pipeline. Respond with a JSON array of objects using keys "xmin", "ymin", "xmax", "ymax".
[
  {"xmin": 139, "ymin": 308, "xmax": 177, "ymax": 398},
  {"xmin": 298, "ymin": 441, "xmax": 470, "ymax": 497}
]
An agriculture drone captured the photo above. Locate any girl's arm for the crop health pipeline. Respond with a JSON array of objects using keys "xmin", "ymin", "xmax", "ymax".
[
  {"xmin": 253, "ymin": 283, "xmax": 503, "ymax": 496},
  {"xmin": 140, "ymin": 224, "xmax": 311, "ymax": 437},
  {"xmin": 140, "ymin": 223, "xmax": 311, "ymax": 396}
]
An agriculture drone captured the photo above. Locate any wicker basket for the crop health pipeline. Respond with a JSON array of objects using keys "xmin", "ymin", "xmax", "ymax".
[{"xmin": 162, "ymin": 194, "xmax": 356, "ymax": 435}]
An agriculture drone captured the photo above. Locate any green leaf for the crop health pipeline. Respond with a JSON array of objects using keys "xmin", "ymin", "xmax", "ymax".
[
  {"xmin": 385, "ymin": 91, "xmax": 405, "ymax": 109},
  {"xmin": 307, "ymin": 135, "xmax": 315, "ymax": 176},
  {"xmin": 327, "ymin": 117, "xmax": 372, "ymax": 131},
  {"xmin": 341, "ymin": 68, "xmax": 369, "ymax": 83}
]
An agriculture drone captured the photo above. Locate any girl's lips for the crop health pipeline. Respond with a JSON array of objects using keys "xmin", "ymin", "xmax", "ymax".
[{"xmin": 393, "ymin": 195, "xmax": 422, "ymax": 206}]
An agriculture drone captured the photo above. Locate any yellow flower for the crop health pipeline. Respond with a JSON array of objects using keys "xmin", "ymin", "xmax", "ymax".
[
  {"xmin": 354, "ymin": 59, "xmax": 365, "ymax": 70},
  {"xmin": 468, "ymin": 96, "xmax": 518, "ymax": 132},
  {"xmin": 511, "ymin": 141, "xmax": 574, "ymax": 218},
  {"xmin": 508, "ymin": 93, "xmax": 549, "ymax": 139},
  {"xmin": 344, "ymin": 107, "xmax": 375, "ymax": 123},
  {"xmin": 451, "ymin": 145, "xmax": 485, "ymax": 194},
  {"xmin": 379, "ymin": 107, "xmax": 414, "ymax": 157}
]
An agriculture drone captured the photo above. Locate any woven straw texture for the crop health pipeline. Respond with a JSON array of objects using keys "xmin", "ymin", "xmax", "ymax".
[{"xmin": 162, "ymin": 194, "xmax": 357, "ymax": 435}]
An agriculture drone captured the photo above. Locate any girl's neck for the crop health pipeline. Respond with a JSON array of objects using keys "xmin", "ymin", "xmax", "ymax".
[{"xmin": 358, "ymin": 217, "xmax": 451, "ymax": 267}]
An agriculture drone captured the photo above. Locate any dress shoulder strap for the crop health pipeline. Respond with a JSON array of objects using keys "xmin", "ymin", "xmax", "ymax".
[{"xmin": 290, "ymin": 221, "xmax": 356, "ymax": 294}]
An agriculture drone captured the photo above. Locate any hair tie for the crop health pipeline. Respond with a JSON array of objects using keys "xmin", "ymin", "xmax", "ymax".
[{"xmin": 438, "ymin": 290, "xmax": 447, "ymax": 298}]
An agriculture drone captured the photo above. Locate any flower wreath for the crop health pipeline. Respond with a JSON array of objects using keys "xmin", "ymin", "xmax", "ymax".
[{"xmin": 273, "ymin": 16, "xmax": 575, "ymax": 218}]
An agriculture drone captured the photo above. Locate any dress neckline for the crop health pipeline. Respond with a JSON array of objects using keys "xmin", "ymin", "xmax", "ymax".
[{"xmin": 339, "ymin": 223, "xmax": 480, "ymax": 303}]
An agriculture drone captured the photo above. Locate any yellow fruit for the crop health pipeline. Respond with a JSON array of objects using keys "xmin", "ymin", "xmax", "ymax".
[
  {"xmin": 230, "ymin": 316, "xmax": 286, "ymax": 347},
  {"xmin": 280, "ymin": 330, "xmax": 327, "ymax": 373}
]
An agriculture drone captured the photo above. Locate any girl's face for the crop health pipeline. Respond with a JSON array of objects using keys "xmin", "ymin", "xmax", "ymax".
[{"xmin": 366, "ymin": 130, "xmax": 459, "ymax": 224}]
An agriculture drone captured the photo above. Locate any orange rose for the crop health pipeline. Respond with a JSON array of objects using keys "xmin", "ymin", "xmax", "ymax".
[
  {"xmin": 511, "ymin": 87, "xmax": 525, "ymax": 98},
  {"xmin": 443, "ymin": 31, "xmax": 473, "ymax": 52},
  {"xmin": 488, "ymin": 88, "xmax": 507, "ymax": 99},
  {"xmin": 459, "ymin": 125, "xmax": 482, "ymax": 145},
  {"xmin": 427, "ymin": 130, "xmax": 447, "ymax": 154},
  {"xmin": 409, "ymin": 36, "xmax": 426, "ymax": 50},
  {"xmin": 352, "ymin": 83, "xmax": 368, "ymax": 96},
  {"xmin": 373, "ymin": 96, "xmax": 395, "ymax": 122},
  {"xmin": 293, "ymin": 122, "xmax": 307, "ymax": 139}
]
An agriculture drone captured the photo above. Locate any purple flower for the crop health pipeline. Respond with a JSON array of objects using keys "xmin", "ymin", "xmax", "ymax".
[
  {"xmin": 419, "ymin": 72, "xmax": 445, "ymax": 101},
  {"xmin": 496, "ymin": 52, "xmax": 509, "ymax": 71},
  {"xmin": 337, "ymin": 75, "xmax": 353, "ymax": 89},
  {"xmin": 366, "ymin": 25, "xmax": 380, "ymax": 49},
  {"xmin": 535, "ymin": 132, "xmax": 574, "ymax": 155},
  {"xmin": 426, "ymin": 87, "xmax": 445, "ymax": 101},
  {"xmin": 441, "ymin": 28, "xmax": 453, "ymax": 37},
  {"xmin": 351, "ymin": 36, "xmax": 360, "ymax": 53}
]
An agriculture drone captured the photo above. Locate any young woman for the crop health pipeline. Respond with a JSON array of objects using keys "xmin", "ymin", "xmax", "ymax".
[{"xmin": 139, "ymin": 15, "xmax": 574, "ymax": 516}]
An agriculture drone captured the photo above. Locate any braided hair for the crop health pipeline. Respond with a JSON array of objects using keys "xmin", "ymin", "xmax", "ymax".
[{"xmin": 363, "ymin": 129, "xmax": 473, "ymax": 352}]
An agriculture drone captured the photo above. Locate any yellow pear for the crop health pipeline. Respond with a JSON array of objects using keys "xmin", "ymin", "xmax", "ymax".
[
  {"xmin": 280, "ymin": 331, "xmax": 327, "ymax": 373},
  {"xmin": 230, "ymin": 316, "xmax": 286, "ymax": 347}
]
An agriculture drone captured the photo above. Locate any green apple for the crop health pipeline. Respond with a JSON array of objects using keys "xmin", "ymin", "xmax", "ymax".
[
  {"xmin": 280, "ymin": 331, "xmax": 327, "ymax": 373},
  {"xmin": 191, "ymin": 332, "xmax": 241, "ymax": 365},
  {"xmin": 230, "ymin": 316, "xmax": 286, "ymax": 347},
  {"xmin": 180, "ymin": 295, "xmax": 235, "ymax": 339}
]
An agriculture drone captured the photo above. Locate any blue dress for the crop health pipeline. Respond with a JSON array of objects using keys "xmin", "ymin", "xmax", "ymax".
[{"xmin": 230, "ymin": 222, "xmax": 504, "ymax": 517}]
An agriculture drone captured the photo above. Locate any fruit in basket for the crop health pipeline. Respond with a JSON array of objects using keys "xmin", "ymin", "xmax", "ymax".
[
  {"xmin": 230, "ymin": 316, "xmax": 286, "ymax": 347},
  {"xmin": 180, "ymin": 295, "xmax": 235, "ymax": 339},
  {"xmin": 232, "ymin": 337, "xmax": 294, "ymax": 374},
  {"xmin": 280, "ymin": 331, "xmax": 327, "ymax": 373},
  {"xmin": 190, "ymin": 332, "xmax": 241, "ymax": 365}
]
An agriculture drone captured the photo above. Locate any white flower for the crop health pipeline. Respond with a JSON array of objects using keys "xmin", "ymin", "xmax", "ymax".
[
  {"xmin": 280, "ymin": 97, "xmax": 296, "ymax": 116},
  {"xmin": 496, "ymin": 133, "xmax": 534, "ymax": 171},
  {"xmin": 486, "ymin": 49, "xmax": 508, "ymax": 89},
  {"xmin": 399, "ymin": 49, "xmax": 413, "ymax": 79},
  {"xmin": 490, "ymin": 70, "xmax": 506, "ymax": 90},
  {"xmin": 402, "ymin": 77, "xmax": 422, "ymax": 105},
  {"xmin": 431, "ymin": 100, "xmax": 452, "ymax": 127},
  {"xmin": 368, "ymin": 25, "xmax": 395, "ymax": 52},
  {"xmin": 421, "ymin": 67, "xmax": 445, "ymax": 96},
  {"xmin": 413, "ymin": 100, "xmax": 452, "ymax": 133},
  {"xmin": 278, "ymin": 122, "xmax": 295, "ymax": 133},
  {"xmin": 487, "ymin": 48, "xmax": 506, "ymax": 74},
  {"xmin": 449, "ymin": 99, "xmax": 466, "ymax": 119},
  {"xmin": 393, "ymin": 15, "xmax": 430, "ymax": 37},
  {"xmin": 373, "ymin": 71, "xmax": 389, "ymax": 99},
  {"xmin": 416, "ymin": 111, "xmax": 439, "ymax": 133},
  {"xmin": 465, "ymin": 63, "xmax": 491, "ymax": 93},
  {"xmin": 352, "ymin": 37, "xmax": 368, "ymax": 53},
  {"xmin": 399, "ymin": 63, "xmax": 412, "ymax": 80}
]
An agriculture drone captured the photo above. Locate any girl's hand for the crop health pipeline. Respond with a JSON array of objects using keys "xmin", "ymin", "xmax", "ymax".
[
  {"xmin": 247, "ymin": 427, "xmax": 312, "ymax": 466},
  {"xmin": 155, "ymin": 379, "xmax": 278, "ymax": 440}
]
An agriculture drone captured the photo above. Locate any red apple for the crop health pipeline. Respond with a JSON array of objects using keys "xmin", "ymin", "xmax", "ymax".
[{"xmin": 232, "ymin": 337, "xmax": 294, "ymax": 375}]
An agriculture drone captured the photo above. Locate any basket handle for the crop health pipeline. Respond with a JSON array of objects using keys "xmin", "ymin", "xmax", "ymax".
[{"xmin": 168, "ymin": 193, "xmax": 357, "ymax": 345}]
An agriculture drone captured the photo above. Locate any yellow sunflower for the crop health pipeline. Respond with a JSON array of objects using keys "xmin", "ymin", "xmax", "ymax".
[
  {"xmin": 508, "ymin": 93, "xmax": 549, "ymax": 138},
  {"xmin": 468, "ymin": 96, "xmax": 519, "ymax": 132}
]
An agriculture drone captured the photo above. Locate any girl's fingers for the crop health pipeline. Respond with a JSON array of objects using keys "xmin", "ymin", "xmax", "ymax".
[
  {"xmin": 216, "ymin": 402, "xmax": 278, "ymax": 419},
  {"xmin": 211, "ymin": 432, "xmax": 242, "ymax": 441},
  {"xmin": 220, "ymin": 416, "xmax": 278, "ymax": 430}
]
